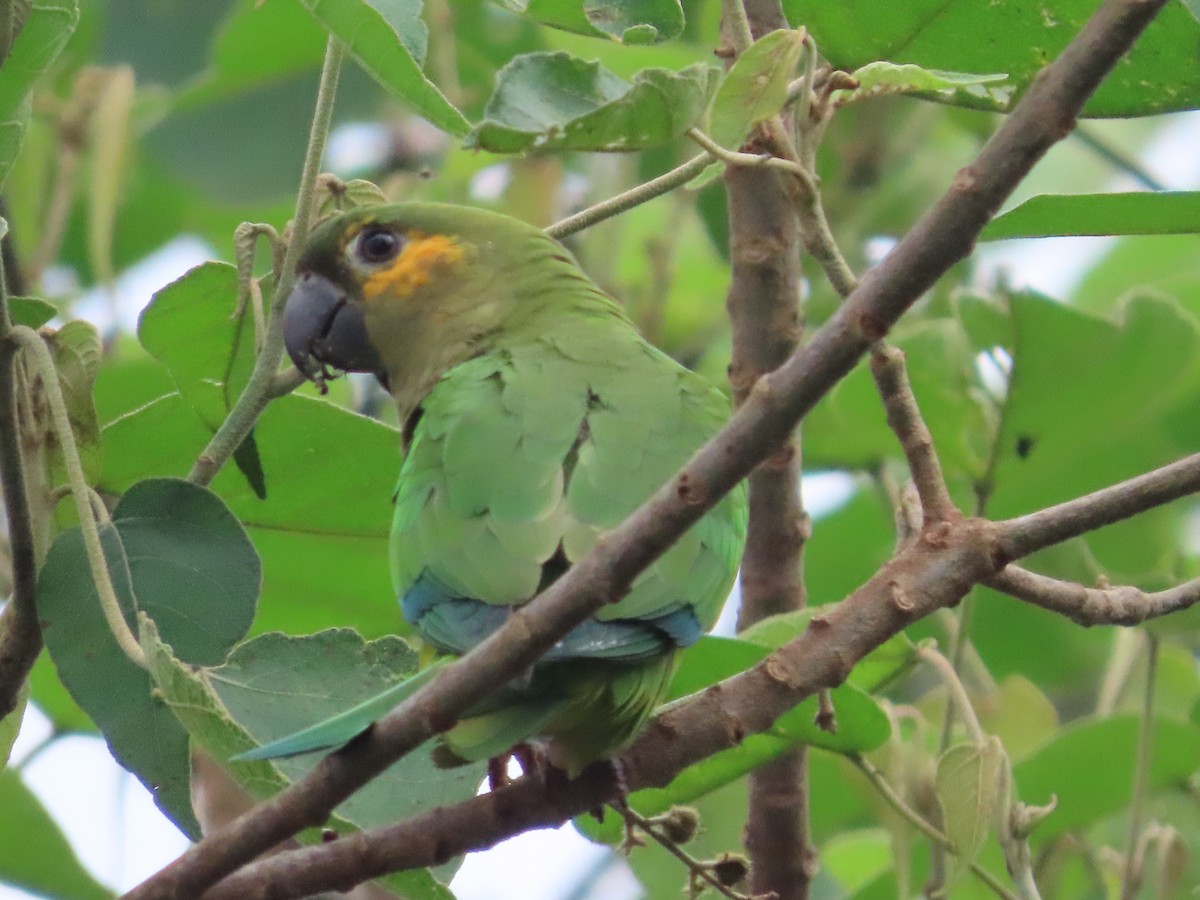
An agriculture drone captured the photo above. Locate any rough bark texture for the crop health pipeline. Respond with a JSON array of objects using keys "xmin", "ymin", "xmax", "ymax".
[{"xmin": 723, "ymin": 2, "xmax": 813, "ymax": 896}]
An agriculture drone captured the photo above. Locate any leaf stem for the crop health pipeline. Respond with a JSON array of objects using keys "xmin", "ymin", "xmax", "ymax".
[
  {"xmin": 918, "ymin": 644, "xmax": 985, "ymax": 744},
  {"xmin": 188, "ymin": 37, "xmax": 345, "ymax": 487},
  {"xmin": 851, "ymin": 755, "xmax": 1020, "ymax": 900},
  {"xmin": 1119, "ymin": 633, "xmax": 1157, "ymax": 900},
  {"xmin": 10, "ymin": 326, "xmax": 145, "ymax": 669}
]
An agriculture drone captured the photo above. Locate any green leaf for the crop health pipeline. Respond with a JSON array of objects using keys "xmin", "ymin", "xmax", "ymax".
[
  {"xmin": 977, "ymin": 675, "xmax": 1058, "ymax": 762},
  {"xmin": 0, "ymin": 770, "xmax": 114, "ymax": 900},
  {"xmin": 7, "ymin": 296, "xmax": 56, "ymax": 328},
  {"xmin": 983, "ymin": 192, "xmax": 1200, "ymax": 240},
  {"xmin": 138, "ymin": 262, "xmax": 254, "ymax": 432},
  {"xmin": 935, "ymin": 738, "xmax": 1007, "ymax": 877},
  {"xmin": 466, "ymin": 53, "xmax": 720, "ymax": 153},
  {"xmin": 0, "ymin": 0, "xmax": 79, "ymax": 187},
  {"xmin": 175, "ymin": 0, "xmax": 328, "ymax": 110},
  {"xmin": 781, "ymin": 0, "xmax": 1200, "ymax": 116},
  {"xmin": 98, "ymin": 393, "xmax": 401, "ymax": 637},
  {"xmin": 499, "ymin": 0, "xmax": 685, "ymax": 44},
  {"xmin": 831, "ymin": 61, "xmax": 1010, "ymax": 108},
  {"xmin": 300, "ymin": 0, "xmax": 470, "ymax": 137},
  {"xmin": 1014, "ymin": 714, "xmax": 1200, "ymax": 839},
  {"xmin": 145, "ymin": 623, "xmax": 475, "ymax": 896},
  {"xmin": 804, "ymin": 317, "xmax": 990, "ymax": 483},
  {"xmin": 36, "ymin": 478, "xmax": 260, "ymax": 836},
  {"xmin": 138, "ymin": 262, "xmax": 264, "ymax": 494},
  {"xmin": 961, "ymin": 292, "xmax": 1200, "ymax": 579},
  {"xmin": 0, "ymin": 681, "xmax": 27, "ymax": 765},
  {"xmin": 708, "ymin": 29, "xmax": 805, "ymax": 150}
]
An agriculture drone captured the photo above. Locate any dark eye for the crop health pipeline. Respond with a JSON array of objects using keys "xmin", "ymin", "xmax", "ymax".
[{"xmin": 356, "ymin": 227, "xmax": 402, "ymax": 264}]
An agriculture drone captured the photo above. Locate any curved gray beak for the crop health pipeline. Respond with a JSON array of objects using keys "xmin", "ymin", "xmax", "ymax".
[{"xmin": 283, "ymin": 272, "xmax": 383, "ymax": 384}]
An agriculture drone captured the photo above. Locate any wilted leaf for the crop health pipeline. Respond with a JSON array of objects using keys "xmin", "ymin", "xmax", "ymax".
[{"xmin": 467, "ymin": 53, "xmax": 719, "ymax": 153}]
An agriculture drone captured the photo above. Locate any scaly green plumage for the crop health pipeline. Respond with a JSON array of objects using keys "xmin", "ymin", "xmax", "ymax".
[{"xmin": 240, "ymin": 203, "xmax": 747, "ymax": 773}]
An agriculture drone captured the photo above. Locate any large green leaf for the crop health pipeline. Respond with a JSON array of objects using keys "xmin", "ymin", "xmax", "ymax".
[
  {"xmin": 36, "ymin": 478, "xmax": 260, "ymax": 836},
  {"xmin": 137, "ymin": 260, "xmax": 266, "ymax": 494},
  {"xmin": 961, "ymin": 291, "xmax": 1200, "ymax": 582},
  {"xmin": 138, "ymin": 262, "xmax": 255, "ymax": 429},
  {"xmin": 781, "ymin": 0, "xmax": 1200, "ymax": 116},
  {"xmin": 1014, "ymin": 714, "xmax": 1200, "ymax": 839},
  {"xmin": 466, "ymin": 53, "xmax": 719, "ymax": 152},
  {"xmin": 99, "ymin": 393, "xmax": 402, "ymax": 637},
  {"xmin": 804, "ymin": 317, "xmax": 990, "ymax": 484},
  {"xmin": 0, "ymin": 0, "xmax": 79, "ymax": 187},
  {"xmin": 0, "ymin": 770, "xmax": 113, "ymax": 900},
  {"xmin": 983, "ymin": 192, "xmax": 1200, "ymax": 240},
  {"xmin": 175, "ymin": 0, "xmax": 328, "ymax": 110},
  {"xmin": 301, "ymin": 0, "xmax": 470, "ymax": 136},
  {"xmin": 498, "ymin": 0, "xmax": 685, "ymax": 44},
  {"xmin": 145, "ymin": 623, "xmax": 478, "ymax": 897}
]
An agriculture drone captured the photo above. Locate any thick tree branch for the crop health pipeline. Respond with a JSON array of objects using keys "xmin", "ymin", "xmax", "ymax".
[
  {"xmin": 126, "ymin": 2, "xmax": 1169, "ymax": 896},
  {"xmin": 723, "ymin": 0, "xmax": 813, "ymax": 894}
]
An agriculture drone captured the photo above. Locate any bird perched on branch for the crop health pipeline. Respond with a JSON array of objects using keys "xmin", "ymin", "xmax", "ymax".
[{"xmin": 239, "ymin": 202, "xmax": 746, "ymax": 776}]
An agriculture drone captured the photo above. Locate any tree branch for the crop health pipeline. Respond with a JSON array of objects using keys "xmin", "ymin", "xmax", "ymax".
[
  {"xmin": 869, "ymin": 343, "xmax": 957, "ymax": 525},
  {"xmin": 0, "ymin": 255, "xmax": 41, "ymax": 719},
  {"xmin": 996, "ymin": 452, "xmax": 1200, "ymax": 561},
  {"xmin": 200, "ymin": 445, "xmax": 1200, "ymax": 898},
  {"xmin": 125, "ymin": 1, "xmax": 1170, "ymax": 895},
  {"xmin": 988, "ymin": 566, "xmax": 1200, "ymax": 626},
  {"xmin": 723, "ymin": 0, "xmax": 813, "ymax": 894}
]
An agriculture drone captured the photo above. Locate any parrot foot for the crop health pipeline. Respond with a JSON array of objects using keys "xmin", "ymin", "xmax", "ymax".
[
  {"xmin": 485, "ymin": 742, "xmax": 553, "ymax": 791},
  {"xmin": 486, "ymin": 755, "xmax": 512, "ymax": 791}
]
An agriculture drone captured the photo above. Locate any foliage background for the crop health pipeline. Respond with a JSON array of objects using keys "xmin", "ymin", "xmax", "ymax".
[{"xmin": 2, "ymin": 0, "xmax": 1200, "ymax": 898}]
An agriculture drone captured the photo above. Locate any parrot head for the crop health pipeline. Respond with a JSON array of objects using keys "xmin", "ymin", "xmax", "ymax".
[{"xmin": 284, "ymin": 203, "xmax": 570, "ymax": 415}]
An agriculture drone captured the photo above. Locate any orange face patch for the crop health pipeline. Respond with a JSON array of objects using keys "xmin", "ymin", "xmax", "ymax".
[{"xmin": 359, "ymin": 231, "xmax": 468, "ymax": 301}]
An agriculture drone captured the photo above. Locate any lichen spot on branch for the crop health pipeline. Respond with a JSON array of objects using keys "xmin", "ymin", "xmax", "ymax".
[{"xmin": 362, "ymin": 232, "xmax": 467, "ymax": 300}]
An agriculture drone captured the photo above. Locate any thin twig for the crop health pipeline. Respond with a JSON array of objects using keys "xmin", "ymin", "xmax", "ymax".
[
  {"xmin": 545, "ymin": 152, "xmax": 715, "ymax": 241},
  {"xmin": 187, "ymin": 38, "xmax": 345, "ymax": 487},
  {"xmin": 988, "ymin": 566, "xmax": 1200, "ymax": 626},
  {"xmin": 869, "ymin": 343, "xmax": 957, "ymax": 524},
  {"xmin": 10, "ymin": 326, "xmax": 145, "ymax": 668},
  {"xmin": 617, "ymin": 804, "xmax": 761, "ymax": 900},
  {"xmin": 917, "ymin": 644, "xmax": 985, "ymax": 744},
  {"xmin": 1119, "ymin": 634, "xmax": 1157, "ymax": 900},
  {"xmin": 997, "ymin": 453, "xmax": 1200, "ymax": 560},
  {"xmin": 688, "ymin": 128, "xmax": 817, "ymax": 193}
]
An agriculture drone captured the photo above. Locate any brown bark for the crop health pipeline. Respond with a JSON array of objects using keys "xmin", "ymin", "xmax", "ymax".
[{"xmin": 723, "ymin": 0, "xmax": 813, "ymax": 895}]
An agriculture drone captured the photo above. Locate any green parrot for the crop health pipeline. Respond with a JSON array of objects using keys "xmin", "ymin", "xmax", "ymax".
[{"xmin": 238, "ymin": 202, "xmax": 747, "ymax": 775}]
